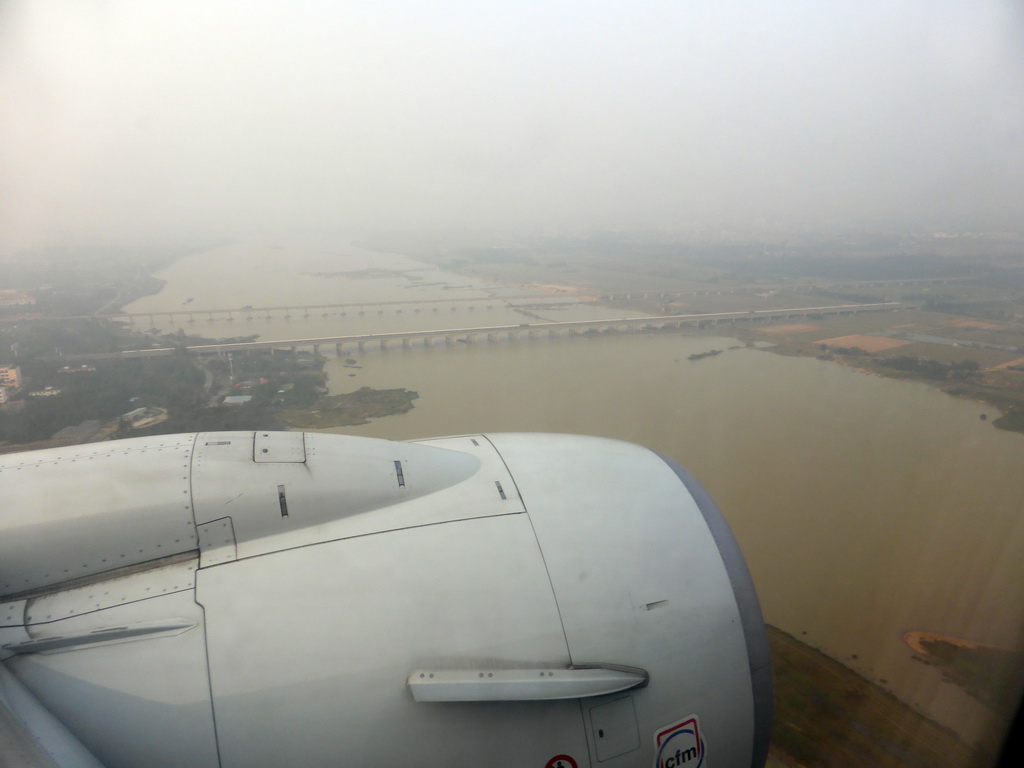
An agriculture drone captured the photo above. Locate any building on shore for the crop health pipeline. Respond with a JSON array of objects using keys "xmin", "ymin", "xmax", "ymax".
[
  {"xmin": 0, "ymin": 289, "xmax": 35, "ymax": 306},
  {"xmin": 0, "ymin": 366, "xmax": 23, "ymax": 389},
  {"xmin": 121, "ymin": 407, "xmax": 149, "ymax": 424}
]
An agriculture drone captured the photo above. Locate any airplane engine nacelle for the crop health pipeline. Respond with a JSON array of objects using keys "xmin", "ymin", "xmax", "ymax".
[{"xmin": 0, "ymin": 432, "xmax": 771, "ymax": 768}]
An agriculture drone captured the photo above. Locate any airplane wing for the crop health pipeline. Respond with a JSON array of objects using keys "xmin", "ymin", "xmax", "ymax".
[{"xmin": 1, "ymin": 663, "xmax": 103, "ymax": 768}]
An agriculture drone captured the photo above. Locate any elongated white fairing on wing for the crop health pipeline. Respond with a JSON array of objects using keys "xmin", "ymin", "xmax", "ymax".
[{"xmin": 407, "ymin": 665, "xmax": 648, "ymax": 702}]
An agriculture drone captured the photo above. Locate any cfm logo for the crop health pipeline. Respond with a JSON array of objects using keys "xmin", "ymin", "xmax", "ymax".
[{"xmin": 654, "ymin": 715, "xmax": 704, "ymax": 768}]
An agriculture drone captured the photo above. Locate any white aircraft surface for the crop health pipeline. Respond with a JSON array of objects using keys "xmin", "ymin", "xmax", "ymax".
[{"xmin": 0, "ymin": 432, "xmax": 772, "ymax": 768}]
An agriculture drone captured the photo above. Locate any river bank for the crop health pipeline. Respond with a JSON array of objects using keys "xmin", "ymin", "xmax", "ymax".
[
  {"xmin": 769, "ymin": 626, "xmax": 997, "ymax": 768},
  {"xmin": 726, "ymin": 309, "xmax": 1024, "ymax": 436}
]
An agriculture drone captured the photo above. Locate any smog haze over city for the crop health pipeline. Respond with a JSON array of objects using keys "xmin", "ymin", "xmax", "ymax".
[{"xmin": 2, "ymin": 0, "xmax": 1024, "ymax": 250}]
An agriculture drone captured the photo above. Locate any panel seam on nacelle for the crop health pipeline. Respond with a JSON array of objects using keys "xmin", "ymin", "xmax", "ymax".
[
  {"xmin": 1, "ymin": 550, "xmax": 200, "ymax": 604},
  {"xmin": 192, "ymin": 511, "xmax": 527, "ymax": 570},
  {"xmin": 19, "ymin": 587, "xmax": 198, "ymax": 629},
  {"xmin": 191, "ymin": 587, "xmax": 225, "ymax": 768},
  {"xmin": 481, "ymin": 434, "xmax": 577, "ymax": 668},
  {"xmin": 186, "ymin": 432, "xmax": 202, "ymax": 532}
]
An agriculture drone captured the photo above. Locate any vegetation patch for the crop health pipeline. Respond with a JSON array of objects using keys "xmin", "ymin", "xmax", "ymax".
[
  {"xmin": 817, "ymin": 334, "xmax": 912, "ymax": 354},
  {"xmin": 280, "ymin": 386, "xmax": 419, "ymax": 428},
  {"xmin": 993, "ymin": 407, "xmax": 1024, "ymax": 434},
  {"xmin": 876, "ymin": 355, "xmax": 981, "ymax": 381}
]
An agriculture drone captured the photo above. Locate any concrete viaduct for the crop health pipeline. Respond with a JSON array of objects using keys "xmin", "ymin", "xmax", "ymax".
[
  {"xmin": 121, "ymin": 302, "xmax": 900, "ymax": 358},
  {"xmin": 96, "ymin": 278, "xmax": 956, "ymax": 325}
]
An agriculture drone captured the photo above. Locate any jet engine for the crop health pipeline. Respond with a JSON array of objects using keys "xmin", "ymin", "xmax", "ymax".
[{"xmin": 1, "ymin": 432, "xmax": 771, "ymax": 768}]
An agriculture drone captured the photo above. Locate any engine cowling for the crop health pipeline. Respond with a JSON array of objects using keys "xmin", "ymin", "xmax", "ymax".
[{"xmin": 0, "ymin": 432, "xmax": 771, "ymax": 768}]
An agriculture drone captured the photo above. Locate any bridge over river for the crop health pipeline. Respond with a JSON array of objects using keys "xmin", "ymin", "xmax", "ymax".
[
  {"xmin": 121, "ymin": 302, "xmax": 900, "ymax": 358},
  {"xmin": 94, "ymin": 277, "xmax": 951, "ymax": 326}
]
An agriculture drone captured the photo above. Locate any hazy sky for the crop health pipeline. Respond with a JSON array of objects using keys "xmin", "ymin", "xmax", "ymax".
[{"xmin": 2, "ymin": 0, "xmax": 1022, "ymax": 248}]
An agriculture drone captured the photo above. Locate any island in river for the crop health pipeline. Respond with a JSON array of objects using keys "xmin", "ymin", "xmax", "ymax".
[
  {"xmin": 688, "ymin": 349, "xmax": 723, "ymax": 361},
  {"xmin": 279, "ymin": 386, "xmax": 419, "ymax": 429}
]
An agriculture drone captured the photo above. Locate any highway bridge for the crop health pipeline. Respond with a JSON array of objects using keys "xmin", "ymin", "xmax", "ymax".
[
  {"xmin": 110, "ymin": 296, "xmax": 551, "ymax": 324},
  {"xmin": 121, "ymin": 302, "xmax": 900, "ymax": 358},
  {"xmin": 94, "ymin": 277, "xmax": 954, "ymax": 325},
  {"xmin": 0, "ymin": 277, "xmax": 956, "ymax": 325}
]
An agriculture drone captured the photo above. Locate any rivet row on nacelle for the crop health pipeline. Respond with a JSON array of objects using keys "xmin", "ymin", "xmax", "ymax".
[
  {"xmin": 0, "ymin": 436, "xmax": 198, "ymax": 597},
  {"xmin": 22, "ymin": 555, "xmax": 199, "ymax": 625}
]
